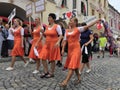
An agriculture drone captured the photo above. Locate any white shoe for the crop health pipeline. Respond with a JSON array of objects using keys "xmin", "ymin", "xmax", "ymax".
[
  {"xmin": 6, "ymin": 67, "xmax": 14, "ymax": 71},
  {"xmin": 32, "ymin": 70, "xmax": 39, "ymax": 74},
  {"xmin": 86, "ymin": 69, "xmax": 91, "ymax": 73},
  {"xmin": 79, "ymin": 70, "xmax": 81, "ymax": 75},
  {"xmin": 24, "ymin": 61, "xmax": 29, "ymax": 67},
  {"xmin": 29, "ymin": 58, "xmax": 35, "ymax": 63}
]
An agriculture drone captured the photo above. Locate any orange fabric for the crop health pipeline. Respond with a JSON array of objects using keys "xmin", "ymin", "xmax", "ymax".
[
  {"xmin": 11, "ymin": 26, "xmax": 24, "ymax": 56},
  {"xmin": 64, "ymin": 28, "xmax": 81, "ymax": 69},
  {"xmin": 29, "ymin": 26, "xmax": 43, "ymax": 59},
  {"xmin": 39, "ymin": 24, "xmax": 61, "ymax": 61}
]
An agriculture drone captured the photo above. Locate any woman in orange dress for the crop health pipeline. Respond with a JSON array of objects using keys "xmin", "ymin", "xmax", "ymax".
[
  {"xmin": 28, "ymin": 17, "xmax": 43, "ymax": 74},
  {"xmin": 60, "ymin": 17, "xmax": 100, "ymax": 87},
  {"xmin": 6, "ymin": 18, "xmax": 28, "ymax": 71},
  {"xmin": 39, "ymin": 13, "xmax": 63, "ymax": 78}
]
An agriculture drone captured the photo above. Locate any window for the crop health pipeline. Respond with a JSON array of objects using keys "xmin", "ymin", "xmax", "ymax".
[
  {"xmin": 73, "ymin": 0, "xmax": 76, "ymax": 9},
  {"xmin": 61, "ymin": 0, "xmax": 67, "ymax": 7},
  {"xmin": 47, "ymin": 0, "xmax": 55, "ymax": 2},
  {"xmin": 104, "ymin": 0, "xmax": 106, "ymax": 7},
  {"xmin": 92, "ymin": 9, "xmax": 95, "ymax": 15},
  {"xmin": 81, "ymin": 1, "xmax": 86, "ymax": 16},
  {"xmin": 99, "ymin": 14, "xmax": 101, "ymax": 18}
]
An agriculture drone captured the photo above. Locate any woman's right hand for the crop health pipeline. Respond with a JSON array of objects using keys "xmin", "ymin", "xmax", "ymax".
[{"xmin": 61, "ymin": 49, "xmax": 64, "ymax": 56}]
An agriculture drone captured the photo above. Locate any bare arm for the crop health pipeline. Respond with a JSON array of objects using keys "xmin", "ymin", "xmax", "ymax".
[
  {"xmin": 84, "ymin": 34, "xmax": 94, "ymax": 46},
  {"xmin": 83, "ymin": 19, "xmax": 100, "ymax": 31},
  {"xmin": 61, "ymin": 40, "xmax": 67, "ymax": 55}
]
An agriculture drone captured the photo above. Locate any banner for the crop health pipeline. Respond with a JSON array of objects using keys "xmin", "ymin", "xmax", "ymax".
[{"xmin": 8, "ymin": 8, "xmax": 16, "ymax": 23}]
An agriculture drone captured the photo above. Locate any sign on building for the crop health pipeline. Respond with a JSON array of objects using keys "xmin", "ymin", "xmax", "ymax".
[
  {"xmin": 26, "ymin": 3, "xmax": 32, "ymax": 17},
  {"xmin": 35, "ymin": 0, "xmax": 45, "ymax": 13}
]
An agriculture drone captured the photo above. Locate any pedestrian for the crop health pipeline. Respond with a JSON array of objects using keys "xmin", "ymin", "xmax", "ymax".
[
  {"xmin": 39, "ymin": 13, "xmax": 63, "ymax": 78},
  {"xmin": 28, "ymin": 17, "xmax": 43, "ymax": 74},
  {"xmin": 0, "ymin": 18, "xmax": 5, "ymax": 59},
  {"xmin": 60, "ymin": 17, "xmax": 100, "ymax": 87},
  {"xmin": 79, "ymin": 22, "xmax": 93, "ymax": 74},
  {"xmin": 1, "ymin": 24, "xmax": 9, "ymax": 57},
  {"xmin": 56, "ymin": 22, "xmax": 66, "ymax": 67},
  {"xmin": 116, "ymin": 37, "xmax": 120, "ymax": 57},
  {"xmin": 97, "ymin": 33, "xmax": 107, "ymax": 58},
  {"xmin": 6, "ymin": 18, "xmax": 28, "ymax": 71},
  {"xmin": 7, "ymin": 25, "xmax": 15, "ymax": 56}
]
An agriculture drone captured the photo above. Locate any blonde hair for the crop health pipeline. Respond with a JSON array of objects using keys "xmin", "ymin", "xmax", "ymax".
[
  {"xmin": 15, "ymin": 18, "xmax": 22, "ymax": 26},
  {"xmin": 70, "ymin": 17, "xmax": 78, "ymax": 27}
]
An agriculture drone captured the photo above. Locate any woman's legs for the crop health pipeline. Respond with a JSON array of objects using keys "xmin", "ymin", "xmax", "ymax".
[
  {"xmin": 50, "ymin": 61, "xmax": 55, "ymax": 75},
  {"xmin": 36, "ymin": 60, "xmax": 40, "ymax": 70},
  {"xmin": 42, "ymin": 60, "xmax": 48, "ymax": 73},
  {"xmin": 79, "ymin": 63, "xmax": 85, "ymax": 74},
  {"xmin": 10, "ymin": 56, "xmax": 16, "ymax": 67},
  {"xmin": 75, "ymin": 69, "xmax": 81, "ymax": 81},
  {"xmin": 20, "ymin": 56, "xmax": 27, "ymax": 63},
  {"xmin": 60, "ymin": 69, "xmax": 74, "ymax": 86}
]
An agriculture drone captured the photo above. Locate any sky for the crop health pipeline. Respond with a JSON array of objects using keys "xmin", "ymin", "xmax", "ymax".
[{"xmin": 108, "ymin": 0, "xmax": 120, "ymax": 12}]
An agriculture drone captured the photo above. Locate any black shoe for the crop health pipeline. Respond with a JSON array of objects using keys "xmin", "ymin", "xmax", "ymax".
[
  {"xmin": 97, "ymin": 56, "xmax": 100, "ymax": 58},
  {"xmin": 58, "ymin": 63, "xmax": 62, "ymax": 67},
  {"xmin": 40, "ymin": 72, "xmax": 49, "ymax": 78}
]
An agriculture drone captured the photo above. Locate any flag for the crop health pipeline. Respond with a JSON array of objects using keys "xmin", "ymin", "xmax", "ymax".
[
  {"xmin": 96, "ymin": 22, "xmax": 102, "ymax": 30},
  {"xmin": 8, "ymin": 8, "xmax": 16, "ymax": 23}
]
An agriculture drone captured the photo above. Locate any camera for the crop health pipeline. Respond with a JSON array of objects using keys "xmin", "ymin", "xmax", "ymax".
[{"xmin": 0, "ymin": 26, "xmax": 3, "ymax": 29}]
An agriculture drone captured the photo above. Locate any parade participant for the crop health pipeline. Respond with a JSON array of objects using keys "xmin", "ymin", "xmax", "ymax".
[
  {"xmin": 6, "ymin": 18, "xmax": 28, "ymax": 71},
  {"xmin": 79, "ymin": 22, "xmax": 93, "ymax": 74},
  {"xmin": 39, "ymin": 13, "xmax": 63, "ymax": 78},
  {"xmin": 60, "ymin": 17, "xmax": 100, "ymax": 87},
  {"xmin": 28, "ymin": 17, "xmax": 43, "ymax": 74}
]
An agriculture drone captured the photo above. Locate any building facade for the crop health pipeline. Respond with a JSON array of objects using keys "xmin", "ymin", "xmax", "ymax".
[
  {"xmin": 1, "ymin": 0, "xmax": 116, "ymax": 36},
  {"xmin": 108, "ymin": 3, "xmax": 120, "ymax": 38}
]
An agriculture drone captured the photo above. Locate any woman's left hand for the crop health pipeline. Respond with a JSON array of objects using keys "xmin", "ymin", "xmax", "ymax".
[{"xmin": 54, "ymin": 42, "xmax": 60, "ymax": 47}]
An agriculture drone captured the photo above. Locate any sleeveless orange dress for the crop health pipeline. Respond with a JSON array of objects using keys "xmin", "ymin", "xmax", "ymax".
[
  {"xmin": 64, "ymin": 28, "xmax": 81, "ymax": 69},
  {"xmin": 39, "ymin": 24, "xmax": 61, "ymax": 61},
  {"xmin": 11, "ymin": 26, "xmax": 24, "ymax": 56},
  {"xmin": 29, "ymin": 26, "xmax": 43, "ymax": 59}
]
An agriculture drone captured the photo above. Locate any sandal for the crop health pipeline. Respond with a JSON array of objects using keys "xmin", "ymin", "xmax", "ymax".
[
  {"xmin": 74, "ymin": 79, "xmax": 81, "ymax": 85},
  {"xmin": 59, "ymin": 81, "xmax": 67, "ymax": 87},
  {"xmin": 40, "ymin": 72, "xmax": 49, "ymax": 78},
  {"xmin": 45, "ymin": 73, "xmax": 54, "ymax": 78}
]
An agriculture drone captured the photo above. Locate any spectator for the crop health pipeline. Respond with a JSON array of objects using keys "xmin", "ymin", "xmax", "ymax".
[
  {"xmin": 0, "ymin": 18, "xmax": 5, "ymax": 59},
  {"xmin": 7, "ymin": 25, "xmax": 15, "ymax": 56}
]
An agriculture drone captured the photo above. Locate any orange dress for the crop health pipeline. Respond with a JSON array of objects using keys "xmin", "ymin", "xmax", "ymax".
[
  {"xmin": 29, "ymin": 26, "xmax": 43, "ymax": 59},
  {"xmin": 64, "ymin": 28, "xmax": 81, "ymax": 69},
  {"xmin": 11, "ymin": 26, "xmax": 24, "ymax": 56},
  {"xmin": 39, "ymin": 24, "xmax": 61, "ymax": 61}
]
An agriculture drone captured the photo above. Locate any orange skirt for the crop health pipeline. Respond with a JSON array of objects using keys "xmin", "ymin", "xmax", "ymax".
[
  {"xmin": 64, "ymin": 48, "xmax": 81, "ymax": 69},
  {"xmin": 11, "ymin": 40, "xmax": 24, "ymax": 56},
  {"xmin": 29, "ymin": 41, "xmax": 42, "ymax": 60},
  {"xmin": 39, "ymin": 41, "xmax": 61, "ymax": 61}
]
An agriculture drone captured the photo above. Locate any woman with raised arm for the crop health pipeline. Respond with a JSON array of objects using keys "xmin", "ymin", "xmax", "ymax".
[
  {"xmin": 6, "ymin": 18, "xmax": 28, "ymax": 71},
  {"xmin": 60, "ymin": 17, "xmax": 100, "ymax": 87}
]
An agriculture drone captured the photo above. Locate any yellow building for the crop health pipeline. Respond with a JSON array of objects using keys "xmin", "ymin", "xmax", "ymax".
[{"xmin": 0, "ymin": 0, "xmax": 109, "ymax": 30}]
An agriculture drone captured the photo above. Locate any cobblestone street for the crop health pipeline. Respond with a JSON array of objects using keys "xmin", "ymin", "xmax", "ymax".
[{"xmin": 0, "ymin": 53, "xmax": 120, "ymax": 90}]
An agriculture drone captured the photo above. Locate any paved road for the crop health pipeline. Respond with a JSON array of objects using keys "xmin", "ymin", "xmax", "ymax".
[{"xmin": 0, "ymin": 53, "xmax": 120, "ymax": 90}]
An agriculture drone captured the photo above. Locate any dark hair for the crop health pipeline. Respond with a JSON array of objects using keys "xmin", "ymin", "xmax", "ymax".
[
  {"xmin": 81, "ymin": 22, "xmax": 87, "ymax": 26},
  {"xmin": 49, "ymin": 13, "xmax": 56, "ymax": 20}
]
